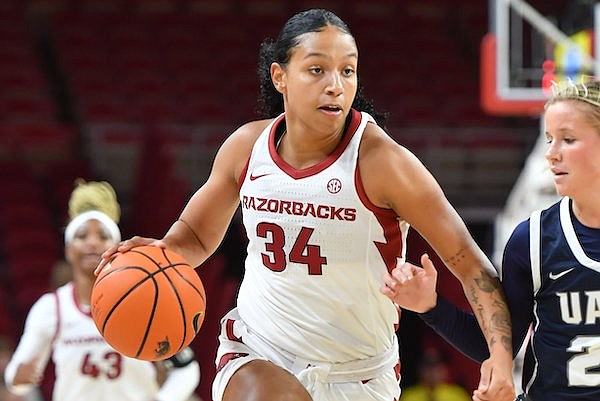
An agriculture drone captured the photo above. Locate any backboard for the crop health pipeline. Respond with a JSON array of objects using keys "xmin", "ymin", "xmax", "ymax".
[{"xmin": 481, "ymin": 0, "xmax": 600, "ymax": 116}]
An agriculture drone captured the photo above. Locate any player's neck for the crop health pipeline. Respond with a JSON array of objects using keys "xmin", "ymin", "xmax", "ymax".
[
  {"xmin": 572, "ymin": 199, "xmax": 600, "ymax": 228},
  {"xmin": 73, "ymin": 274, "xmax": 94, "ymax": 304}
]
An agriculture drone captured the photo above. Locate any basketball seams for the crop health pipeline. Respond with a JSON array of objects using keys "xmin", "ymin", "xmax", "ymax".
[
  {"xmin": 95, "ymin": 265, "xmax": 153, "ymax": 284},
  {"xmin": 122, "ymin": 250, "xmax": 199, "ymax": 357},
  {"xmin": 91, "ymin": 246, "xmax": 206, "ymax": 361},
  {"xmin": 170, "ymin": 265, "xmax": 206, "ymax": 303},
  {"xmin": 136, "ymin": 275, "xmax": 161, "ymax": 359},
  {"xmin": 157, "ymin": 266, "xmax": 191, "ymax": 354},
  {"xmin": 95, "ymin": 267, "xmax": 159, "ymax": 332},
  {"xmin": 164, "ymin": 265, "xmax": 207, "ymax": 346}
]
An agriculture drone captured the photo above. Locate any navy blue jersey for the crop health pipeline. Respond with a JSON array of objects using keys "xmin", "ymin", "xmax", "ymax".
[
  {"xmin": 523, "ymin": 197, "xmax": 600, "ymax": 400},
  {"xmin": 420, "ymin": 197, "xmax": 600, "ymax": 401}
]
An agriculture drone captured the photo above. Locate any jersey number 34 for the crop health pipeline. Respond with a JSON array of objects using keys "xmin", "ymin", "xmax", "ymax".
[{"xmin": 257, "ymin": 223, "xmax": 326, "ymax": 275}]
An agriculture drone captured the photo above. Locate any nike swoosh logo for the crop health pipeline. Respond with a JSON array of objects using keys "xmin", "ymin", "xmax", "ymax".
[
  {"xmin": 249, "ymin": 173, "xmax": 271, "ymax": 181},
  {"xmin": 549, "ymin": 268, "xmax": 575, "ymax": 280}
]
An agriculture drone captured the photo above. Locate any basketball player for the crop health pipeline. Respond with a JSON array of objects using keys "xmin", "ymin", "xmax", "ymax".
[
  {"xmin": 97, "ymin": 9, "xmax": 515, "ymax": 401},
  {"xmin": 387, "ymin": 78, "xmax": 600, "ymax": 401},
  {"xmin": 4, "ymin": 180, "xmax": 201, "ymax": 401}
]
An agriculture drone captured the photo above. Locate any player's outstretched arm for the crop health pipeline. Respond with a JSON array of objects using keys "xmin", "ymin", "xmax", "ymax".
[
  {"xmin": 383, "ymin": 254, "xmax": 491, "ymax": 361},
  {"xmin": 386, "ymin": 257, "xmax": 514, "ymax": 401},
  {"xmin": 96, "ymin": 119, "xmax": 270, "ymax": 275},
  {"xmin": 362, "ymin": 125, "xmax": 515, "ymax": 401},
  {"xmin": 162, "ymin": 120, "xmax": 268, "ymax": 268}
]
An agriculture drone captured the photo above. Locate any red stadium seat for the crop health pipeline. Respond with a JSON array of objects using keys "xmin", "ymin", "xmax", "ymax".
[
  {"xmin": 10, "ymin": 122, "xmax": 78, "ymax": 163},
  {"xmin": 0, "ymin": 171, "xmax": 44, "ymax": 206},
  {"xmin": 75, "ymin": 0, "xmax": 127, "ymax": 13},
  {"xmin": 0, "ymin": 289, "xmax": 18, "ymax": 339},
  {"xmin": 0, "ymin": 94, "xmax": 57, "ymax": 122},
  {"xmin": 0, "ymin": 202, "xmax": 53, "ymax": 230},
  {"xmin": 184, "ymin": 0, "xmax": 236, "ymax": 15},
  {"xmin": 78, "ymin": 96, "xmax": 129, "ymax": 123},
  {"xmin": 0, "ymin": 64, "xmax": 47, "ymax": 95}
]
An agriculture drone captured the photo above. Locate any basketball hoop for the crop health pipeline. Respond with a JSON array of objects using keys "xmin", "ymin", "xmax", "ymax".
[{"xmin": 480, "ymin": 33, "xmax": 546, "ymax": 117}]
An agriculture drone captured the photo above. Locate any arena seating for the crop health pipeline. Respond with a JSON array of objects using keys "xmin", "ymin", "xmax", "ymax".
[{"xmin": 0, "ymin": 0, "xmax": 569, "ymax": 398}]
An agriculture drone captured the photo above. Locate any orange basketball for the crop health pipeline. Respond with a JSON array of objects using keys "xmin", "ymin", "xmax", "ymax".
[{"xmin": 91, "ymin": 246, "xmax": 205, "ymax": 361}]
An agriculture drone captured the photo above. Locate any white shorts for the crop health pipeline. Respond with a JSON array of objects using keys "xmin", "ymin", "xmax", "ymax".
[{"xmin": 212, "ymin": 308, "xmax": 401, "ymax": 401}]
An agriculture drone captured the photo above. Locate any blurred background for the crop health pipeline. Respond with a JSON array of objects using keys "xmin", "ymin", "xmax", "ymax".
[{"xmin": 0, "ymin": 0, "xmax": 594, "ymax": 400}]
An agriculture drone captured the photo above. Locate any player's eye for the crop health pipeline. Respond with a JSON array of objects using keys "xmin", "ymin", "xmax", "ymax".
[
  {"xmin": 343, "ymin": 67, "xmax": 355, "ymax": 76},
  {"xmin": 74, "ymin": 232, "xmax": 87, "ymax": 241}
]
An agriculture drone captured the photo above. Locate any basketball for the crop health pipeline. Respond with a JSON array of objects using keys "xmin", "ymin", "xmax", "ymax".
[{"xmin": 91, "ymin": 246, "xmax": 205, "ymax": 361}]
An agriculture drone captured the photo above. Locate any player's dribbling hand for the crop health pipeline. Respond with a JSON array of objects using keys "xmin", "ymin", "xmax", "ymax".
[
  {"xmin": 472, "ymin": 356, "xmax": 515, "ymax": 401},
  {"xmin": 94, "ymin": 236, "xmax": 166, "ymax": 275}
]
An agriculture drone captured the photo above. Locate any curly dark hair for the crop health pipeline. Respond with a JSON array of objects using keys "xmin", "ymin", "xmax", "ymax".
[{"xmin": 256, "ymin": 8, "xmax": 388, "ymax": 128}]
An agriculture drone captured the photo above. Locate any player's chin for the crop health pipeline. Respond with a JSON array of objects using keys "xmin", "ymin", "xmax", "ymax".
[{"xmin": 81, "ymin": 257, "xmax": 102, "ymax": 272}]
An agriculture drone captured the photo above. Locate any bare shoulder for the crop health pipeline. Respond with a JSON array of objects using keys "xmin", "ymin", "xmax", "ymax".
[
  {"xmin": 359, "ymin": 122, "xmax": 443, "ymax": 212},
  {"xmin": 224, "ymin": 119, "xmax": 273, "ymax": 149},
  {"xmin": 216, "ymin": 119, "xmax": 273, "ymax": 179},
  {"xmin": 359, "ymin": 122, "xmax": 420, "ymax": 172}
]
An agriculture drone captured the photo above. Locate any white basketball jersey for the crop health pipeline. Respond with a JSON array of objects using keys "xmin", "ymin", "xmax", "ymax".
[
  {"xmin": 51, "ymin": 282, "xmax": 159, "ymax": 401},
  {"xmin": 238, "ymin": 110, "xmax": 408, "ymax": 363}
]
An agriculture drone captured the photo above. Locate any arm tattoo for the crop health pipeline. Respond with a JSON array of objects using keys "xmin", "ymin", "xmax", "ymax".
[
  {"xmin": 491, "ymin": 311, "xmax": 512, "ymax": 350},
  {"xmin": 474, "ymin": 270, "xmax": 501, "ymax": 293},
  {"xmin": 443, "ymin": 246, "xmax": 467, "ymax": 269},
  {"xmin": 454, "ymin": 258, "xmax": 513, "ymax": 354}
]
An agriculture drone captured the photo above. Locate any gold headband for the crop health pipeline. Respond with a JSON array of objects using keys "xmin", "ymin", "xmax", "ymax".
[{"xmin": 549, "ymin": 76, "xmax": 600, "ymax": 108}]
